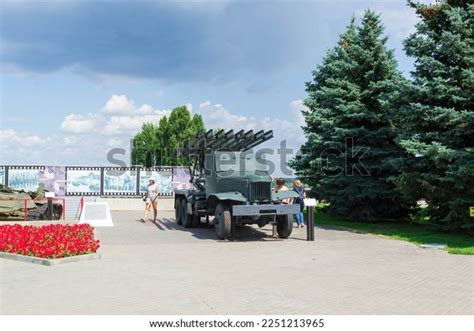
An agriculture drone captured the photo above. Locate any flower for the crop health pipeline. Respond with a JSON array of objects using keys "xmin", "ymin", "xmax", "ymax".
[{"xmin": 0, "ymin": 224, "xmax": 100, "ymax": 259}]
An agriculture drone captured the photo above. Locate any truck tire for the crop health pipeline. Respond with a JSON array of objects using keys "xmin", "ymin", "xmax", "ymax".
[
  {"xmin": 215, "ymin": 203, "xmax": 232, "ymax": 239},
  {"xmin": 175, "ymin": 198, "xmax": 183, "ymax": 225},
  {"xmin": 182, "ymin": 199, "xmax": 193, "ymax": 228},
  {"xmin": 276, "ymin": 214, "xmax": 293, "ymax": 238}
]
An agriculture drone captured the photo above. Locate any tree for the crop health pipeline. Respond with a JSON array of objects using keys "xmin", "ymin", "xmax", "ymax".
[
  {"xmin": 396, "ymin": 0, "xmax": 473, "ymax": 231},
  {"xmin": 131, "ymin": 123, "xmax": 158, "ymax": 168},
  {"xmin": 131, "ymin": 106, "xmax": 205, "ymax": 167},
  {"xmin": 292, "ymin": 11, "xmax": 412, "ymax": 221}
]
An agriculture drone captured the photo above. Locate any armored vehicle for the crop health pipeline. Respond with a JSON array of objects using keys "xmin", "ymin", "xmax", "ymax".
[
  {"xmin": 0, "ymin": 184, "xmax": 63, "ymax": 221},
  {"xmin": 174, "ymin": 129, "xmax": 299, "ymax": 239}
]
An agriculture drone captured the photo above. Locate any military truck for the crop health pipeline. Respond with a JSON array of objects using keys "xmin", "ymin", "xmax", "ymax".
[{"xmin": 174, "ymin": 129, "xmax": 300, "ymax": 239}]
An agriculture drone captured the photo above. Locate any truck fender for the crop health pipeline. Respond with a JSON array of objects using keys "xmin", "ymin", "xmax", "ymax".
[
  {"xmin": 272, "ymin": 190, "xmax": 299, "ymax": 202},
  {"xmin": 174, "ymin": 189, "xmax": 191, "ymax": 197},
  {"xmin": 207, "ymin": 192, "xmax": 247, "ymax": 211},
  {"xmin": 175, "ymin": 190, "xmax": 195, "ymax": 202}
]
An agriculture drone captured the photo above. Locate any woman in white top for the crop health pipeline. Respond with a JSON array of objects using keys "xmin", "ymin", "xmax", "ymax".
[
  {"xmin": 143, "ymin": 178, "xmax": 159, "ymax": 223},
  {"xmin": 275, "ymin": 178, "xmax": 290, "ymax": 204}
]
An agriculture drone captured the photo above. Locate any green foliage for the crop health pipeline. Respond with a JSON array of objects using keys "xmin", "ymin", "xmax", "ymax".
[
  {"xmin": 395, "ymin": 0, "xmax": 473, "ymax": 231},
  {"xmin": 292, "ymin": 11, "xmax": 413, "ymax": 221},
  {"xmin": 131, "ymin": 106, "xmax": 205, "ymax": 167}
]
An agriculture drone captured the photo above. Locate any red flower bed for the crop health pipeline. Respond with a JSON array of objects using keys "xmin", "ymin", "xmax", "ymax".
[{"xmin": 0, "ymin": 224, "xmax": 100, "ymax": 259}]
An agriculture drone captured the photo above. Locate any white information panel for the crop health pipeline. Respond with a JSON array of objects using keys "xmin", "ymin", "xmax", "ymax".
[
  {"xmin": 304, "ymin": 198, "xmax": 318, "ymax": 207},
  {"xmin": 79, "ymin": 202, "xmax": 113, "ymax": 227}
]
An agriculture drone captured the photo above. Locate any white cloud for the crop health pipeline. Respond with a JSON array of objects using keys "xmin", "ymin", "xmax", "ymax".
[
  {"xmin": 62, "ymin": 136, "xmax": 78, "ymax": 145},
  {"xmin": 134, "ymin": 104, "xmax": 154, "ymax": 115},
  {"xmin": 0, "ymin": 129, "xmax": 50, "ymax": 147},
  {"xmin": 185, "ymin": 102, "xmax": 193, "ymax": 113},
  {"xmin": 102, "ymin": 111, "xmax": 169, "ymax": 135},
  {"xmin": 58, "ymin": 94, "xmax": 172, "ymax": 136},
  {"xmin": 60, "ymin": 113, "xmax": 99, "ymax": 133},
  {"xmin": 106, "ymin": 137, "xmax": 123, "ymax": 147},
  {"xmin": 0, "ymin": 129, "xmax": 20, "ymax": 143},
  {"xmin": 289, "ymin": 99, "xmax": 307, "ymax": 128},
  {"xmin": 199, "ymin": 101, "xmax": 256, "ymax": 130},
  {"xmin": 101, "ymin": 94, "xmax": 136, "ymax": 113},
  {"xmin": 0, "ymin": 129, "xmax": 55, "ymax": 164},
  {"xmin": 199, "ymin": 100, "xmax": 306, "ymax": 143}
]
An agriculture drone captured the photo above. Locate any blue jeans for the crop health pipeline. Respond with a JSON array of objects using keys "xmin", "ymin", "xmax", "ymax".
[{"xmin": 294, "ymin": 212, "xmax": 304, "ymax": 226}]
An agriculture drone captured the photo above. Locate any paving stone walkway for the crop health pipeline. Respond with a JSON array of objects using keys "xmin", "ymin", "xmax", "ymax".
[{"xmin": 1, "ymin": 211, "xmax": 472, "ymax": 314}]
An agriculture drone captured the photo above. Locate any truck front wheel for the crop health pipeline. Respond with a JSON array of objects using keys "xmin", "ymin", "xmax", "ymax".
[
  {"xmin": 276, "ymin": 214, "xmax": 293, "ymax": 238},
  {"xmin": 215, "ymin": 203, "xmax": 232, "ymax": 240}
]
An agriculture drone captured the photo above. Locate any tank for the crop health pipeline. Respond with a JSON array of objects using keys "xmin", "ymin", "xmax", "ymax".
[{"xmin": 0, "ymin": 184, "xmax": 63, "ymax": 221}]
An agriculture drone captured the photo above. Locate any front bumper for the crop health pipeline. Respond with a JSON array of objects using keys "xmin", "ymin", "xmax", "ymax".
[{"xmin": 232, "ymin": 203, "xmax": 300, "ymax": 216}]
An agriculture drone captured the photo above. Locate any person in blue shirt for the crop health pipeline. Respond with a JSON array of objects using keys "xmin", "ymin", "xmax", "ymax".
[{"xmin": 292, "ymin": 179, "xmax": 306, "ymax": 228}]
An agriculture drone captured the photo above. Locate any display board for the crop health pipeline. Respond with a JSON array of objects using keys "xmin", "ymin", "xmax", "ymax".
[
  {"xmin": 38, "ymin": 166, "xmax": 66, "ymax": 196},
  {"xmin": 0, "ymin": 166, "xmax": 5, "ymax": 185},
  {"xmin": 103, "ymin": 168, "xmax": 138, "ymax": 196},
  {"xmin": 1, "ymin": 165, "xmax": 190, "ymax": 197},
  {"xmin": 172, "ymin": 167, "xmax": 192, "ymax": 190},
  {"xmin": 65, "ymin": 167, "xmax": 101, "ymax": 196},
  {"xmin": 8, "ymin": 166, "xmax": 44, "ymax": 192},
  {"xmin": 139, "ymin": 167, "xmax": 173, "ymax": 196},
  {"xmin": 79, "ymin": 202, "xmax": 113, "ymax": 227}
]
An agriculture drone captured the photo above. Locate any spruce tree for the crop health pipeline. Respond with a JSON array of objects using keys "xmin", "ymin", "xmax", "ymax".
[
  {"xmin": 397, "ymin": 0, "xmax": 473, "ymax": 231},
  {"xmin": 292, "ymin": 11, "xmax": 411, "ymax": 221}
]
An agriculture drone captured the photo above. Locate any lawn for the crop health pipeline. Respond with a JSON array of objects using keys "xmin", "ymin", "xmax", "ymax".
[{"xmin": 313, "ymin": 209, "xmax": 474, "ymax": 255}]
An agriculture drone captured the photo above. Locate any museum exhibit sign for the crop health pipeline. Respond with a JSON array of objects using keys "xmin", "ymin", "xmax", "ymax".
[
  {"xmin": 7, "ymin": 166, "xmax": 44, "ymax": 192},
  {"xmin": 0, "ymin": 166, "xmax": 5, "ymax": 185},
  {"xmin": 172, "ymin": 167, "xmax": 192, "ymax": 191},
  {"xmin": 65, "ymin": 167, "xmax": 102, "ymax": 196},
  {"xmin": 103, "ymin": 167, "xmax": 138, "ymax": 196},
  {"xmin": 138, "ymin": 167, "xmax": 173, "ymax": 196},
  {"xmin": 0, "ymin": 165, "xmax": 184, "ymax": 198},
  {"xmin": 39, "ymin": 166, "xmax": 66, "ymax": 196},
  {"xmin": 79, "ymin": 202, "xmax": 113, "ymax": 227}
]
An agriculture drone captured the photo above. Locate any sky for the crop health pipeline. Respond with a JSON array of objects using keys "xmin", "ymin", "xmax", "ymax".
[{"xmin": 0, "ymin": 0, "xmax": 425, "ymax": 171}]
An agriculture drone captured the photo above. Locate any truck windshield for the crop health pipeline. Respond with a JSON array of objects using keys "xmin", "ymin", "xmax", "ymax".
[{"xmin": 215, "ymin": 151, "xmax": 268, "ymax": 174}]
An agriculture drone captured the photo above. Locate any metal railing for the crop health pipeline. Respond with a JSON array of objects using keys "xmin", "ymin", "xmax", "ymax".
[{"xmin": 0, "ymin": 197, "xmax": 66, "ymax": 221}]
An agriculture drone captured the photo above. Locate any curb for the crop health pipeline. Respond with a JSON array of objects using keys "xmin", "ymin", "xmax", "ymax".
[
  {"xmin": 0, "ymin": 252, "xmax": 101, "ymax": 266},
  {"xmin": 316, "ymin": 223, "xmax": 367, "ymax": 234}
]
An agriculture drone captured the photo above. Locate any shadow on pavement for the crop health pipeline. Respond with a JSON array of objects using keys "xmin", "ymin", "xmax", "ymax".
[{"xmin": 151, "ymin": 217, "xmax": 304, "ymax": 242}]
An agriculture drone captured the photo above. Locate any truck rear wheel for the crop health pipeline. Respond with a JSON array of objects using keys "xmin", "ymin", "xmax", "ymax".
[
  {"xmin": 175, "ymin": 198, "xmax": 183, "ymax": 225},
  {"xmin": 182, "ymin": 199, "xmax": 193, "ymax": 228},
  {"xmin": 215, "ymin": 203, "xmax": 231, "ymax": 239},
  {"xmin": 276, "ymin": 214, "xmax": 293, "ymax": 238}
]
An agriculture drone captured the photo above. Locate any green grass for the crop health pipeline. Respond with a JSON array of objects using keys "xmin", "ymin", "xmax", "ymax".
[{"xmin": 313, "ymin": 210, "xmax": 474, "ymax": 255}]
